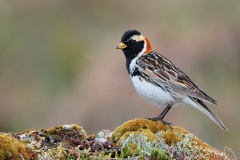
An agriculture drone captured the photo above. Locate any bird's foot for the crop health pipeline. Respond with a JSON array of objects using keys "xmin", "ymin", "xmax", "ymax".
[
  {"xmin": 146, "ymin": 117, "xmax": 159, "ymax": 121},
  {"xmin": 146, "ymin": 117, "xmax": 173, "ymax": 127}
]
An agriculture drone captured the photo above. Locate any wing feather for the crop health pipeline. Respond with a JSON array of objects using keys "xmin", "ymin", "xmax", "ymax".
[{"xmin": 136, "ymin": 52, "xmax": 218, "ymax": 105}]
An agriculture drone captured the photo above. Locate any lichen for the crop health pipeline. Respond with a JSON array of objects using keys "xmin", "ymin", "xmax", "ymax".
[{"xmin": 117, "ymin": 128, "xmax": 157, "ymax": 146}]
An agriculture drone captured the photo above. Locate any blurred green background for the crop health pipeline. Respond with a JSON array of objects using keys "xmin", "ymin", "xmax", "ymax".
[{"xmin": 0, "ymin": 0, "xmax": 239, "ymax": 157}]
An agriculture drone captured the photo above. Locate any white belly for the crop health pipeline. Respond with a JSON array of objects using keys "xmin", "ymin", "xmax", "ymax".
[{"xmin": 131, "ymin": 76, "xmax": 175, "ymax": 107}]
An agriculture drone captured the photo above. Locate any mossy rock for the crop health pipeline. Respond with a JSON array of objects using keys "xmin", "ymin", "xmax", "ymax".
[
  {"xmin": 0, "ymin": 133, "xmax": 36, "ymax": 160},
  {"xmin": 14, "ymin": 124, "xmax": 86, "ymax": 150},
  {"xmin": 111, "ymin": 118, "xmax": 228, "ymax": 159},
  {"xmin": 0, "ymin": 120, "xmax": 230, "ymax": 159},
  {"xmin": 111, "ymin": 118, "xmax": 175, "ymax": 144}
]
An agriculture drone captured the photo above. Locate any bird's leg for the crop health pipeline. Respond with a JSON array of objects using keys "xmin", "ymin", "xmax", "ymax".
[{"xmin": 147, "ymin": 104, "xmax": 172, "ymax": 125}]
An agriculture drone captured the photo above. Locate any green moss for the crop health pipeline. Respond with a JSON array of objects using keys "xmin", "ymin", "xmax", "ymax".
[
  {"xmin": 16, "ymin": 128, "xmax": 35, "ymax": 135},
  {"xmin": 150, "ymin": 148, "xmax": 169, "ymax": 160},
  {"xmin": 121, "ymin": 143, "xmax": 140, "ymax": 158},
  {"xmin": 22, "ymin": 139, "xmax": 31, "ymax": 144},
  {"xmin": 44, "ymin": 133, "xmax": 51, "ymax": 140},
  {"xmin": 86, "ymin": 134, "xmax": 96, "ymax": 141},
  {"xmin": 0, "ymin": 133, "xmax": 35, "ymax": 159},
  {"xmin": 47, "ymin": 125, "xmax": 63, "ymax": 135},
  {"xmin": 70, "ymin": 124, "xmax": 84, "ymax": 132}
]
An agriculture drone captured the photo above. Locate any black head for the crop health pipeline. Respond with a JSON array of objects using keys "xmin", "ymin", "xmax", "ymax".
[
  {"xmin": 121, "ymin": 30, "xmax": 141, "ymax": 42},
  {"xmin": 116, "ymin": 30, "xmax": 145, "ymax": 61},
  {"xmin": 116, "ymin": 30, "xmax": 149, "ymax": 74}
]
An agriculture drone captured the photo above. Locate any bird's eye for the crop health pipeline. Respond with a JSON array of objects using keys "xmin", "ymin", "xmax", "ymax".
[{"xmin": 128, "ymin": 39, "xmax": 136, "ymax": 45}]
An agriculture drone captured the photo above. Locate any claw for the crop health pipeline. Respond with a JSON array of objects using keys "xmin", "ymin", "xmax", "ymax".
[{"xmin": 146, "ymin": 117, "xmax": 173, "ymax": 128}]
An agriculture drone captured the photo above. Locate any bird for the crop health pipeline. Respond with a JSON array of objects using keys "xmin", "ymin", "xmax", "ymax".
[{"xmin": 116, "ymin": 30, "xmax": 228, "ymax": 131}]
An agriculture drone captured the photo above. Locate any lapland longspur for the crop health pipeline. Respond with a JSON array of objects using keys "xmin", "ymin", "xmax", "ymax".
[{"xmin": 116, "ymin": 30, "xmax": 227, "ymax": 131}]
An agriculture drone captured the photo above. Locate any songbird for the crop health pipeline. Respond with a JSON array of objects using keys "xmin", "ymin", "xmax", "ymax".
[{"xmin": 116, "ymin": 30, "xmax": 227, "ymax": 130}]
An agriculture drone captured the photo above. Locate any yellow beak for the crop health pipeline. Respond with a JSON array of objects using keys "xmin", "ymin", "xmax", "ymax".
[{"xmin": 116, "ymin": 42, "xmax": 127, "ymax": 50}]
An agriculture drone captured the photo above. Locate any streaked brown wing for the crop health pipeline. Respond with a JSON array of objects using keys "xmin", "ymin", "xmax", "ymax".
[{"xmin": 137, "ymin": 52, "xmax": 218, "ymax": 105}]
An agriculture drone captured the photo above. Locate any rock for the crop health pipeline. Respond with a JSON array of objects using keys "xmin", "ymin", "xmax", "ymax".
[
  {"xmin": 0, "ymin": 120, "xmax": 232, "ymax": 159},
  {"xmin": 111, "ymin": 118, "xmax": 229, "ymax": 159}
]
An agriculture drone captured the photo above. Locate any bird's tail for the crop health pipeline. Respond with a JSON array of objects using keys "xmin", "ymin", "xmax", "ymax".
[{"xmin": 190, "ymin": 98, "xmax": 228, "ymax": 131}]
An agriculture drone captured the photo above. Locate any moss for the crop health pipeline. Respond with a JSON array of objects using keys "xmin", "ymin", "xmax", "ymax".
[
  {"xmin": 162, "ymin": 126, "xmax": 188, "ymax": 145},
  {"xmin": 111, "ymin": 118, "xmax": 171, "ymax": 143},
  {"xmin": 70, "ymin": 124, "xmax": 84, "ymax": 132},
  {"xmin": 117, "ymin": 129, "xmax": 157, "ymax": 146},
  {"xmin": 0, "ymin": 133, "xmax": 36, "ymax": 160},
  {"xmin": 41, "ymin": 124, "xmax": 86, "ymax": 148},
  {"xmin": 150, "ymin": 148, "xmax": 169, "ymax": 160},
  {"xmin": 86, "ymin": 134, "xmax": 96, "ymax": 141},
  {"xmin": 121, "ymin": 143, "xmax": 140, "ymax": 158},
  {"xmin": 4, "ymin": 121, "xmax": 230, "ymax": 159},
  {"xmin": 111, "ymin": 118, "xmax": 228, "ymax": 159},
  {"xmin": 18, "ymin": 128, "xmax": 35, "ymax": 135},
  {"xmin": 47, "ymin": 125, "xmax": 63, "ymax": 135}
]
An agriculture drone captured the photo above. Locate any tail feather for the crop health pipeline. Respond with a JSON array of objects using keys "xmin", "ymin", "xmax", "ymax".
[
  {"xmin": 184, "ymin": 97, "xmax": 228, "ymax": 131},
  {"xmin": 195, "ymin": 99, "xmax": 228, "ymax": 131}
]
